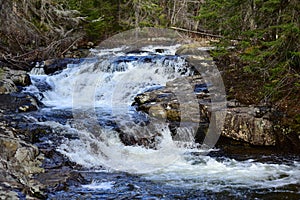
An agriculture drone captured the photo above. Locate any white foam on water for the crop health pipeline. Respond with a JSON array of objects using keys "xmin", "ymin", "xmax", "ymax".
[
  {"xmin": 143, "ymin": 156, "xmax": 300, "ymax": 191},
  {"xmin": 56, "ymin": 122, "xmax": 183, "ymax": 173},
  {"xmin": 27, "ymin": 45, "xmax": 188, "ymax": 109},
  {"xmin": 26, "ymin": 45, "xmax": 300, "ymax": 193},
  {"xmin": 51, "ymin": 112, "xmax": 300, "ymax": 191},
  {"xmin": 82, "ymin": 180, "xmax": 114, "ymax": 190},
  {"xmin": 55, "ymin": 118, "xmax": 300, "ymax": 191},
  {"xmin": 92, "ymin": 46, "xmax": 127, "ymax": 57}
]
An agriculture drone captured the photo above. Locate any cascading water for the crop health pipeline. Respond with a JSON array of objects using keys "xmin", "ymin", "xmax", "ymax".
[
  {"xmin": 25, "ymin": 44, "xmax": 300, "ymax": 199},
  {"xmin": 27, "ymin": 45, "xmax": 194, "ymax": 172}
]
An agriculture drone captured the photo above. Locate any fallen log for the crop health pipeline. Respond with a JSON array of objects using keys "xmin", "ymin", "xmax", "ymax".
[{"xmin": 170, "ymin": 26, "xmax": 223, "ymax": 39}]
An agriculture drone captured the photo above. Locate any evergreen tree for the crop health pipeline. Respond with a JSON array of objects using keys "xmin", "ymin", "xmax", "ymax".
[
  {"xmin": 198, "ymin": 0, "xmax": 300, "ymax": 103},
  {"xmin": 66, "ymin": 0, "xmax": 122, "ymax": 42}
]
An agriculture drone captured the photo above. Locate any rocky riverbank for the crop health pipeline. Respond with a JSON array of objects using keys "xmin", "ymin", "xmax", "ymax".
[
  {"xmin": 132, "ymin": 46, "xmax": 300, "ymax": 152},
  {"xmin": 133, "ymin": 83, "xmax": 285, "ymax": 147},
  {"xmin": 0, "ymin": 67, "xmax": 84, "ymax": 199},
  {"xmin": 0, "ymin": 115, "xmax": 45, "ymax": 198}
]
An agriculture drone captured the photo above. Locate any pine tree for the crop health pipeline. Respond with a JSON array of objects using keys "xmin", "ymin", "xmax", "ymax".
[{"xmin": 198, "ymin": 0, "xmax": 300, "ymax": 102}]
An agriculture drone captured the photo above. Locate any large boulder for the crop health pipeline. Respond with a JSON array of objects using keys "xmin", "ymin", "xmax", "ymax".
[
  {"xmin": 119, "ymin": 130, "xmax": 162, "ymax": 149},
  {"xmin": 134, "ymin": 75, "xmax": 210, "ymax": 123},
  {"xmin": 9, "ymin": 69, "xmax": 31, "ymax": 87},
  {"xmin": 0, "ymin": 93, "xmax": 39, "ymax": 113},
  {"xmin": 43, "ymin": 58, "xmax": 84, "ymax": 75},
  {"xmin": 0, "ymin": 67, "xmax": 31, "ymax": 94},
  {"xmin": 222, "ymin": 105, "xmax": 276, "ymax": 146}
]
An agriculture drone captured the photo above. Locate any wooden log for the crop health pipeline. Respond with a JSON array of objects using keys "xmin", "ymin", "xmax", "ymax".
[{"xmin": 170, "ymin": 26, "xmax": 223, "ymax": 39}]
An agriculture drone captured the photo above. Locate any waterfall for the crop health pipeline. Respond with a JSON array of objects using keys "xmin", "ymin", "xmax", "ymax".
[
  {"xmin": 25, "ymin": 43, "xmax": 300, "ymax": 194},
  {"xmin": 26, "ymin": 44, "xmax": 201, "ymax": 172}
]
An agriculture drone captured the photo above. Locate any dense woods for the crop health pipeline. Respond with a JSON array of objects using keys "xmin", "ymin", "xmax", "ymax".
[
  {"xmin": 0, "ymin": 0, "xmax": 299, "ymax": 117},
  {"xmin": 0, "ymin": 0, "xmax": 202, "ymax": 67},
  {"xmin": 198, "ymin": 0, "xmax": 300, "ymax": 104},
  {"xmin": 199, "ymin": 0, "xmax": 299, "ymax": 131}
]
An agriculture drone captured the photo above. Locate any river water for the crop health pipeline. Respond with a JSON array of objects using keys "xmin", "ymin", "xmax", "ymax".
[{"xmin": 24, "ymin": 43, "xmax": 300, "ymax": 199}]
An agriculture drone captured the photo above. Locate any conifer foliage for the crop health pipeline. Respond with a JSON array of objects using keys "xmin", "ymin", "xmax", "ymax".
[{"xmin": 198, "ymin": 0, "xmax": 300, "ymax": 103}]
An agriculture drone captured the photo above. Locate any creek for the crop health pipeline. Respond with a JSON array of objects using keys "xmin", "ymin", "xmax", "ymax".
[{"xmin": 23, "ymin": 43, "xmax": 300, "ymax": 199}]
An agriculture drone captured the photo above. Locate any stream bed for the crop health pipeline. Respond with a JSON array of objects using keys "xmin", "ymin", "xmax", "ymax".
[{"xmin": 22, "ymin": 43, "xmax": 300, "ymax": 199}]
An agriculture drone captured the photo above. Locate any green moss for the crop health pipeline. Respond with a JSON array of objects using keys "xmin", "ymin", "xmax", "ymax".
[{"xmin": 0, "ymin": 68, "xmax": 4, "ymax": 80}]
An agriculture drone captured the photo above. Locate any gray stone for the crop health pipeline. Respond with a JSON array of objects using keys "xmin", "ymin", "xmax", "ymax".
[
  {"xmin": 0, "ymin": 186, "xmax": 19, "ymax": 200},
  {"xmin": 132, "ymin": 48, "xmax": 278, "ymax": 147},
  {"xmin": 0, "ymin": 68, "xmax": 31, "ymax": 95},
  {"xmin": 0, "ymin": 93, "xmax": 39, "ymax": 113},
  {"xmin": 0, "ymin": 78, "xmax": 18, "ymax": 94},
  {"xmin": 0, "ymin": 121, "xmax": 45, "ymax": 198},
  {"xmin": 222, "ymin": 107, "xmax": 276, "ymax": 146},
  {"xmin": 8, "ymin": 68, "xmax": 31, "ymax": 87},
  {"xmin": 43, "ymin": 58, "xmax": 83, "ymax": 74}
]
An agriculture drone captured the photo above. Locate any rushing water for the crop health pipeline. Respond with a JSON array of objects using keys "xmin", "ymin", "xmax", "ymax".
[{"xmin": 24, "ymin": 44, "xmax": 300, "ymax": 199}]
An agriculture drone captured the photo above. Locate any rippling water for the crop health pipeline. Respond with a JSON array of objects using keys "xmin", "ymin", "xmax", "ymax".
[{"xmin": 24, "ymin": 44, "xmax": 300, "ymax": 199}]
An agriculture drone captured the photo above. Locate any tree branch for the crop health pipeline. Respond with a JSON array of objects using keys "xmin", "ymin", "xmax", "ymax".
[{"xmin": 170, "ymin": 26, "xmax": 224, "ymax": 38}]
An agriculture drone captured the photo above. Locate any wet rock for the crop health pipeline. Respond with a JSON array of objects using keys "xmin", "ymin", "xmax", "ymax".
[
  {"xmin": 34, "ymin": 143, "xmax": 84, "ymax": 191},
  {"xmin": 126, "ymin": 50, "xmax": 150, "ymax": 54},
  {"xmin": 132, "ymin": 51, "xmax": 278, "ymax": 147},
  {"xmin": 0, "ymin": 93, "xmax": 39, "ymax": 113},
  {"xmin": 43, "ymin": 58, "xmax": 83, "ymax": 74},
  {"xmin": 134, "ymin": 93, "xmax": 152, "ymax": 105},
  {"xmin": 134, "ymin": 75, "xmax": 209, "ymax": 124},
  {"xmin": 0, "ymin": 79, "xmax": 18, "ymax": 94},
  {"xmin": 0, "ymin": 68, "xmax": 32, "ymax": 95},
  {"xmin": 155, "ymin": 48, "xmax": 166, "ymax": 53},
  {"xmin": 0, "ymin": 121, "xmax": 45, "ymax": 198},
  {"xmin": 36, "ymin": 166, "xmax": 84, "ymax": 192},
  {"xmin": 9, "ymin": 69, "xmax": 32, "ymax": 87},
  {"xmin": 119, "ymin": 130, "xmax": 162, "ymax": 149},
  {"xmin": 132, "ymin": 74, "xmax": 211, "ymax": 147}
]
